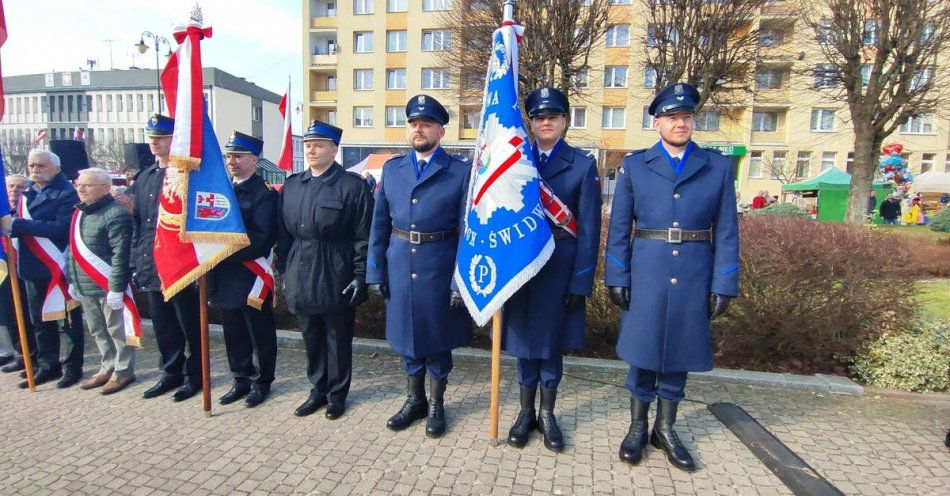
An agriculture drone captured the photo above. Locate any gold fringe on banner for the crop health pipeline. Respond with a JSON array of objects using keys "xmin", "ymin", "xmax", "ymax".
[
  {"xmin": 181, "ymin": 231, "xmax": 250, "ymax": 245},
  {"xmin": 169, "ymin": 155, "xmax": 202, "ymax": 172},
  {"xmin": 160, "ymin": 241, "xmax": 246, "ymax": 302},
  {"xmin": 126, "ymin": 335, "xmax": 141, "ymax": 348}
]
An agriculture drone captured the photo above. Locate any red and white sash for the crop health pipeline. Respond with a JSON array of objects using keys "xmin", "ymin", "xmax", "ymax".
[
  {"xmin": 241, "ymin": 252, "xmax": 275, "ymax": 310},
  {"xmin": 539, "ymin": 181, "xmax": 578, "ymax": 238},
  {"xmin": 69, "ymin": 210, "xmax": 142, "ymax": 347},
  {"xmin": 16, "ymin": 196, "xmax": 79, "ymax": 321}
]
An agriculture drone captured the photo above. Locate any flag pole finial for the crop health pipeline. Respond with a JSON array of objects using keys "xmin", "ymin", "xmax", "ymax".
[
  {"xmin": 190, "ymin": 2, "xmax": 204, "ymax": 24},
  {"xmin": 503, "ymin": 0, "xmax": 516, "ymax": 23}
]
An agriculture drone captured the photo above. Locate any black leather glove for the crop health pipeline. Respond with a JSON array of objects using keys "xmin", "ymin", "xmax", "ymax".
[
  {"xmin": 368, "ymin": 282, "xmax": 389, "ymax": 300},
  {"xmin": 607, "ymin": 286, "xmax": 630, "ymax": 311},
  {"xmin": 564, "ymin": 293, "xmax": 586, "ymax": 312},
  {"xmin": 342, "ymin": 279, "xmax": 368, "ymax": 307},
  {"xmin": 449, "ymin": 290, "xmax": 465, "ymax": 309},
  {"xmin": 709, "ymin": 293, "xmax": 732, "ymax": 320}
]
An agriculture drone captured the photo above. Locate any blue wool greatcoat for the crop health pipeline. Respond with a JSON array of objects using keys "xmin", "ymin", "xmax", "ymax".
[
  {"xmin": 366, "ymin": 149, "xmax": 473, "ymax": 358},
  {"xmin": 605, "ymin": 142, "xmax": 739, "ymax": 373},
  {"xmin": 10, "ymin": 173, "xmax": 79, "ymax": 281},
  {"xmin": 501, "ymin": 142, "xmax": 602, "ymax": 359}
]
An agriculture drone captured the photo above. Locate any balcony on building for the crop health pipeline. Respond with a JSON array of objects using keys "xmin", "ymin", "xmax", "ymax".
[
  {"xmin": 310, "ymin": 33, "xmax": 338, "ymax": 67},
  {"xmin": 310, "ymin": 0, "xmax": 337, "ymax": 31}
]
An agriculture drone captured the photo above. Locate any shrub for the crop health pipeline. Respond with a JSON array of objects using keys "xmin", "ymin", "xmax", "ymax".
[
  {"xmin": 850, "ymin": 319, "xmax": 950, "ymax": 392},
  {"xmin": 713, "ymin": 216, "xmax": 918, "ymax": 374},
  {"xmin": 930, "ymin": 207, "xmax": 950, "ymax": 233},
  {"xmin": 750, "ymin": 202, "xmax": 810, "ymax": 218}
]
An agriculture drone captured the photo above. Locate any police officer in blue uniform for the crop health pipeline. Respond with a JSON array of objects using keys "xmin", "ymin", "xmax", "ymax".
[
  {"xmin": 605, "ymin": 83, "xmax": 739, "ymax": 471},
  {"xmin": 367, "ymin": 94, "xmax": 472, "ymax": 438},
  {"xmin": 276, "ymin": 121, "xmax": 372, "ymax": 420},
  {"xmin": 504, "ymin": 87, "xmax": 602, "ymax": 452},
  {"xmin": 209, "ymin": 132, "xmax": 280, "ymax": 408}
]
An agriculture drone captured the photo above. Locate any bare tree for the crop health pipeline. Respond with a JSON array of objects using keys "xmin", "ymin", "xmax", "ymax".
[
  {"xmin": 438, "ymin": 0, "xmax": 611, "ymax": 100},
  {"xmin": 1, "ymin": 133, "xmax": 36, "ymax": 175},
  {"xmin": 87, "ymin": 138, "xmax": 127, "ymax": 171},
  {"xmin": 795, "ymin": 0, "xmax": 950, "ymax": 224},
  {"xmin": 642, "ymin": 0, "xmax": 766, "ymax": 110}
]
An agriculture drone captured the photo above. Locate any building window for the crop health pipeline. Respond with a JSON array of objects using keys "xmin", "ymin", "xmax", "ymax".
[
  {"xmin": 860, "ymin": 64, "xmax": 872, "ymax": 88},
  {"xmin": 422, "ymin": 68, "xmax": 450, "ymax": 89},
  {"xmin": 422, "ymin": 30, "xmax": 451, "ymax": 51},
  {"xmin": 810, "ymin": 108, "xmax": 835, "ymax": 131},
  {"xmin": 758, "ymin": 28, "xmax": 784, "ymax": 47},
  {"xmin": 388, "ymin": 0, "xmax": 408, "ymax": 12},
  {"xmin": 387, "ymin": 30, "xmax": 407, "ymax": 52},
  {"xmin": 771, "ymin": 151, "xmax": 787, "ymax": 179},
  {"xmin": 462, "ymin": 109, "xmax": 481, "ymax": 130},
  {"xmin": 694, "ymin": 111, "xmax": 719, "ymax": 132},
  {"xmin": 354, "ymin": 69, "xmax": 374, "ymax": 90},
  {"xmin": 603, "ymin": 66, "xmax": 627, "ymax": 88},
  {"xmin": 756, "ymin": 68, "xmax": 784, "ymax": 89},
  {"xmin": 647, "ymin": 25, "xmax": 679, "ymax": 47},
  {"xmin": 752, "ymin": 111, "xmax": 777, "ymax": 132},
  {"xmin": 386, "ymin": 69, "xmax": 406, "ymax": 90},
  {"xmin": 385, "ymin": 106, "xmax": 406, "ymax": 127},
  {"xmin": 641, "ymin": 107, "xmax": 655, "ymax": 129},
  {"xmin": 862, "ymin": 20, "xmax": 878, "ymax": 45},
  {"xmin": 912, "ymin": 68, "xmax": 933, "ymax": 91},
  {"xmin": 644, "ymin": 66, "xmax": 658, "ymax": 88},
  {"xmin": 423, "ymin": 0, "xmax": 452, "ymax": 11},
  {"xmin": 571, "ymin": 107, "xmax": 586, "ymax": 128},
  {"xmin": 813, "ymin": 64, "xmax": 840, "ymax": 88},
  {"xmin": 609, "ymin": 0, "xmax": 631, "ymax": 5},
  {"xmin": 464, "ymin": 73, "xmax": 485, "ymax": 91},
  {"xmin": 95, "ymin": 95, "xmax": 102, "ymax": 113},
  {"xmin": 821, "ymin": 151, "xmax": 836, "ymax": 171},
  {"xmin": 899, "ymin": 114, "xmax": 933, "ymax": 134},
  {"xmin": 602, "ymin": 107, "xmax": 626, "ymax": 129},
  {"xmin": 605, "ymin": 25, "xmax": 630, "ymax": 47},
  {"xmin": 796, "ymin": 151, "xmax": 811, "ymax": 178},
  {"xmin": 354, "ymin": 32, "xmax": 374, "ymax": 53},
  {"xmin": 327, "ymin": 75, "xmax": 337, "ymax": 90},
  {"xmin": 354, "ymin": 0, "xmax": 374, "ymax": 15},
  {"xmin": 116, "ymin": 94, "xmax": 123, "ymax": 112},
  {"xmin": 572, "ymin": 69, "xmax": 589, "ymax": 89},
  {"xmin": 354, "ymin": 107, "xmax": 374, "ymax": 127},
  {"xmin": 846, "ymin": 152, "xmax": 854, "ymax": 174},
  {"xmin": 921, "ymin": 153, "xmax": 934, "ymax": 173},
  {"xmin": 748, "ymin": 151, "xmax": 763, "ymax": 178},
  {"xmin": 252, "ymin": 105, "xmax": 262, "ymax": 122}
]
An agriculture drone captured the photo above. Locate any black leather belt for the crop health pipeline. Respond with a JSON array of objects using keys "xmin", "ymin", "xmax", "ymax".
[
  {"xmin": 635, "ymin": 227, "xmax": 712, "ymax": 244},
  {"xmin": 393, "ymin": 226, "xmax": 456, "ymax": 244},
  {"xmin": 552, "ymin": 229, "xmax": 572, "ymax": 240}
]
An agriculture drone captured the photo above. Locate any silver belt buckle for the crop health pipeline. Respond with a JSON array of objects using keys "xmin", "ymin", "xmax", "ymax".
[
  {"xmin": 667, "ymin": 228, "xmax": 683, "ymax": 244},
  {"xmin": 409, "ymin": 231, "xmax": 422, "ymax": 244}
]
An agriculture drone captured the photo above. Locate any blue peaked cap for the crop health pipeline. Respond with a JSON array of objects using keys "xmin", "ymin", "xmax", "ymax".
[
  {"xmin": 225, "ymin": 131, "xmax": 263, "ymax": 156},
  {"xmin": 304, "ymin": 120, "xmax": 343, "ymax": 145},
  {"xmin": 146, "ymin": 114, "xmax": 175, "ymax": 136},
  {"xmin": 525, "ymin": 86, "xmax": 569, "ymax": 118},
  {"xmin": 406, "ymin": 94, "xmax": 449, "ymax": 125},
  {"xmin": 648, "ymin": 83, "xmax": 700, "ymax": 117}
]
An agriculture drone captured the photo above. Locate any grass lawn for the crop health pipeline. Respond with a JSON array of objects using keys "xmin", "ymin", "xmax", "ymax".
[
  {"xmin": 918, "ymin": 279, "xmax": 950, "ymax": 321},
  {"xmin": 877, "ymin": 224, "xmax": 950, "ymax": 244}
]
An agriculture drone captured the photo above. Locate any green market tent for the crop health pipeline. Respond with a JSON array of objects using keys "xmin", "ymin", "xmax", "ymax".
[{"xmin": 782, "ymin": 167, "xmax": 891, "ymax": 222}]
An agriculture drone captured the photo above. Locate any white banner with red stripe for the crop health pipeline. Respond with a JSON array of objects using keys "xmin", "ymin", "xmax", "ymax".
[
  {"xmin": 69, "ymin": 211, "xmax": 142, "ymax": 347},
  {"xmin": 17, "ymin": 195, "xmax": 79, "ymax": 321},
  {"xmin": 539, "ymin": 180, "xmax": 578, "ymax": 237},
  {"xmin": 241, "ymin": 252, "xmax": 275, "ymax": 310}
]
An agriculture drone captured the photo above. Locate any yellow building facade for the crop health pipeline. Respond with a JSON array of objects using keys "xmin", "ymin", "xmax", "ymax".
[{"xmin": 302, "ymin": 0, "xmax": 949, "ymax": 200}]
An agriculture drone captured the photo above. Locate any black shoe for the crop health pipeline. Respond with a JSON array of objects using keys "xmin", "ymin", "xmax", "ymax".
[
  {"xmin": 507, "ymin": 385, "xmax": 538, "ymax": 448},
  {"xmin": 325, "ymin": 402, "xmax": 345, "ymax": 420},
  {"xmin": 619, "ymin": 397, "xmax": 651, "ymax": 465},
  {"xmin": 3, "ymin": 359, "xmax": 25, "ymax": 373},
  {"xmin": 294, "ymin": 390, "xmax": 328, "ymax": 417},
  {"xmin": 537, "ymin": 387, "xmax": 564, "ymax": 452},
  {"xmin": 425, "ymin": 377, "xmax": 447, "ymax": 438},
  {"xmin": 19, "ymin": 370, "xmax": 27, "ymax": 379},
  {"xmin": 650, "ymin": 399, "xmax": 696, "ymax": 471},
  {"xmin": 245, "ymin": 383, "xmax": 270, "ymax": 408},
  {"xmin": 56, "ymin": 371, "xmax": 83, "ymax": 389},
  {"xmin": 142, "ymin": 376, "xmax": 184, "ymax": 399},
  {"xmin": 219, "ymin": 382, "xmax": 251, "ymax": 405},
  {"xmin": 387, "ymin": 375, "xmax": 428, "ymax": 431},
  {"xmin": 19, "ymin": 368, "xmax": 62, "ymax": 389},
  {"xmin": 0, "ymin": 355, "xmax": 14, "ymax": 367},
  {"xmin": 171, "ymin": 382, "xmax": 201, "ymax": 402}
]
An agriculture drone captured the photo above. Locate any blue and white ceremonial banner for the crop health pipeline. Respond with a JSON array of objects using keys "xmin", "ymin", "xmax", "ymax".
[{"xmin": 454, "ymin": 21, "xmax": 554, "ymax": 327}]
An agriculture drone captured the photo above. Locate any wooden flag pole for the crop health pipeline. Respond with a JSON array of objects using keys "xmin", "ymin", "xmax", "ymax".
[
  {"xmin": 198, "ymin": 275, "xmax": 211, "ymax": 417},
  {"xmin": 3, "ymin": 237, "xmax": 35, "ymax": 392},
  {"xmin": 489, "ymin": 309, "xmax": 503, "ymax": 442}
]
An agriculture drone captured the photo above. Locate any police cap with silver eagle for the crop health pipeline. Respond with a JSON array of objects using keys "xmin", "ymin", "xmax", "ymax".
[
  {"xmin": 525, "ymin": 86, "xmax": 569, "ymax": 119},
  {"xmin": 648, "ymin": 82, "xmax": 700, "ymax": 117},
  {"xmin": 405, "ymin": 94, "xmax": 449, "ymax": 125},
  {"xmin": 145, "ymin": 114, "xmax": 175, "ymax": 137}
]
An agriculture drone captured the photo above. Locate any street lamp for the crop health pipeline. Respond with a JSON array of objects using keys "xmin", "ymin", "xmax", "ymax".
[{"xmin": 135, "ymin": 31, "xmax": 173, "ymax": 114}]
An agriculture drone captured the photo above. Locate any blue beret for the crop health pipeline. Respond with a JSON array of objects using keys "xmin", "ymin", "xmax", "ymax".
[
  {"xmin": 304, "ymin": 120, "xmax": 343, "ymax": 145},
  {"xmin": 406, "ymin": 94, "xmax": 449, "ymax": 125},
  {"xmin": 526, "ymin": 86, "xmax": 569, "ymax": 118},
  {"xmin": 225, "ymin": 131, "xmax": 263, "ymax": 156},
  {"xmin": 648, "ymin": 83, "xmax": 700, "ymax": 117},
  {"xmin": 146, "ymin": 114, "xmax": 174, "ymax": 136}
]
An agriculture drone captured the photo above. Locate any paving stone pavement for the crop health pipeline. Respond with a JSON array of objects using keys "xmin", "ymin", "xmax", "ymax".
[{"xmin": 0, "ymin": 337, "xmax": 947, "ymax": 496}]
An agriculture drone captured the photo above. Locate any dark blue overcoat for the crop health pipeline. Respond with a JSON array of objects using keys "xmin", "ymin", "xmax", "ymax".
[
  {"xmin": 11, "ymin": 173, "xmax": 78, "ymax": 281},
  {"xmin": 366, "ymin": 149, "xmax": 473, "ymax": 358},
  {"xmin": 502, "ymin": 142, "xmax": 602, "ymax": 359},
  {"xmin": 605, "ymin": 142, "xmax": 739, "ymax": 372}
]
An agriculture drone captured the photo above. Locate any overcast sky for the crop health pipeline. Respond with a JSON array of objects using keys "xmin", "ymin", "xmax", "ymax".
[{"xmin": 3, "ymin": 0, "xmax": 304, "ymax": 131}]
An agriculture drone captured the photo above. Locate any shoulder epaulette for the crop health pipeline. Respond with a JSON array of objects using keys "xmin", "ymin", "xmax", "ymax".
[{"xmin": 624, "ymin": 149, "xmax": 647, "ymax": 157}]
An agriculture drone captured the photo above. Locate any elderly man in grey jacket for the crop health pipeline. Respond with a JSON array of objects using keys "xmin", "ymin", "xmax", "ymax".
[{"xmin": 66, "ymin": 168, "xmax": 136, "ymax": 394}]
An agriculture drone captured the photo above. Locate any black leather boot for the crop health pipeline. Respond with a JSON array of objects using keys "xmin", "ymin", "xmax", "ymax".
[
  {"xmin": 507, "ymin": 385, "xmax": 538, "ymax": 448},
  {"xmin": 619, "ymin": 397, "xmax": 650, "ymax": 464},
  {"xmin": 537, "ymin": 387, "xmax": 564, "ymax": 452},
  {"xmin": 425, "ymin": 377, "xmax": 447, "ymax": 438},
  {"xmin": 651, "ymin": 398, "xmax": 696, "ymax": 471},
  {"xmin": 386, "ymin": 375, "xmax": 427, "ymax": 431}
]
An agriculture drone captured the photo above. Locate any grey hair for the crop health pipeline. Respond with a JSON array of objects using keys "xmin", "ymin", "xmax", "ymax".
[
  {"xmin": 28, "ymin": 149, "xmax": 61, "ymax": 168},
  {"xmin": 5, "ymin": 173, "xmax": 29, "ymax": 185},
  {"xmin": 78, "ymin": 167, "xmax": 112, "ymax": 184}
]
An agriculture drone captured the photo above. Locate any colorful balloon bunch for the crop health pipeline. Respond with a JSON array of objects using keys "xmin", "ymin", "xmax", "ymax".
[{"xmin": 879, "ymin": 143, "xmax": 913, "ymax": 185}]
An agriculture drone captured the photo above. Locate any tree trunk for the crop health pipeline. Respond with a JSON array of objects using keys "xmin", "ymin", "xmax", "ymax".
[{"xmin": 846, "ymin": 123, "xmax": 882, "ymax": 225}]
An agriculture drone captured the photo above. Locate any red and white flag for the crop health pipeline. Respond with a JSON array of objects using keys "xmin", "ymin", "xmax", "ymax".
[
  {"xmin": 276, "ymin": 79, "xmax": 293, "ymax": 172},
  {"xmin": 32, "ymin": 129, "xmax": 47, "ymax": 147},
  {"xmin": 161, "ymin": 22, "xmax": 211, "ymax": 172}
]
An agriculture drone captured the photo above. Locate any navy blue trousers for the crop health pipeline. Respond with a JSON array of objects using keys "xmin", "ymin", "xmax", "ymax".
[
  {"xmin": 625, "ymin": 366, "xmax": 688, "ymax": 402},
  {"xmin": 402, "ymin": 351, "xmax": 452, "ymax": 381},
  {"xmin": 516, "ymin": 356, "xmax": 563, "ymax": 389}
]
